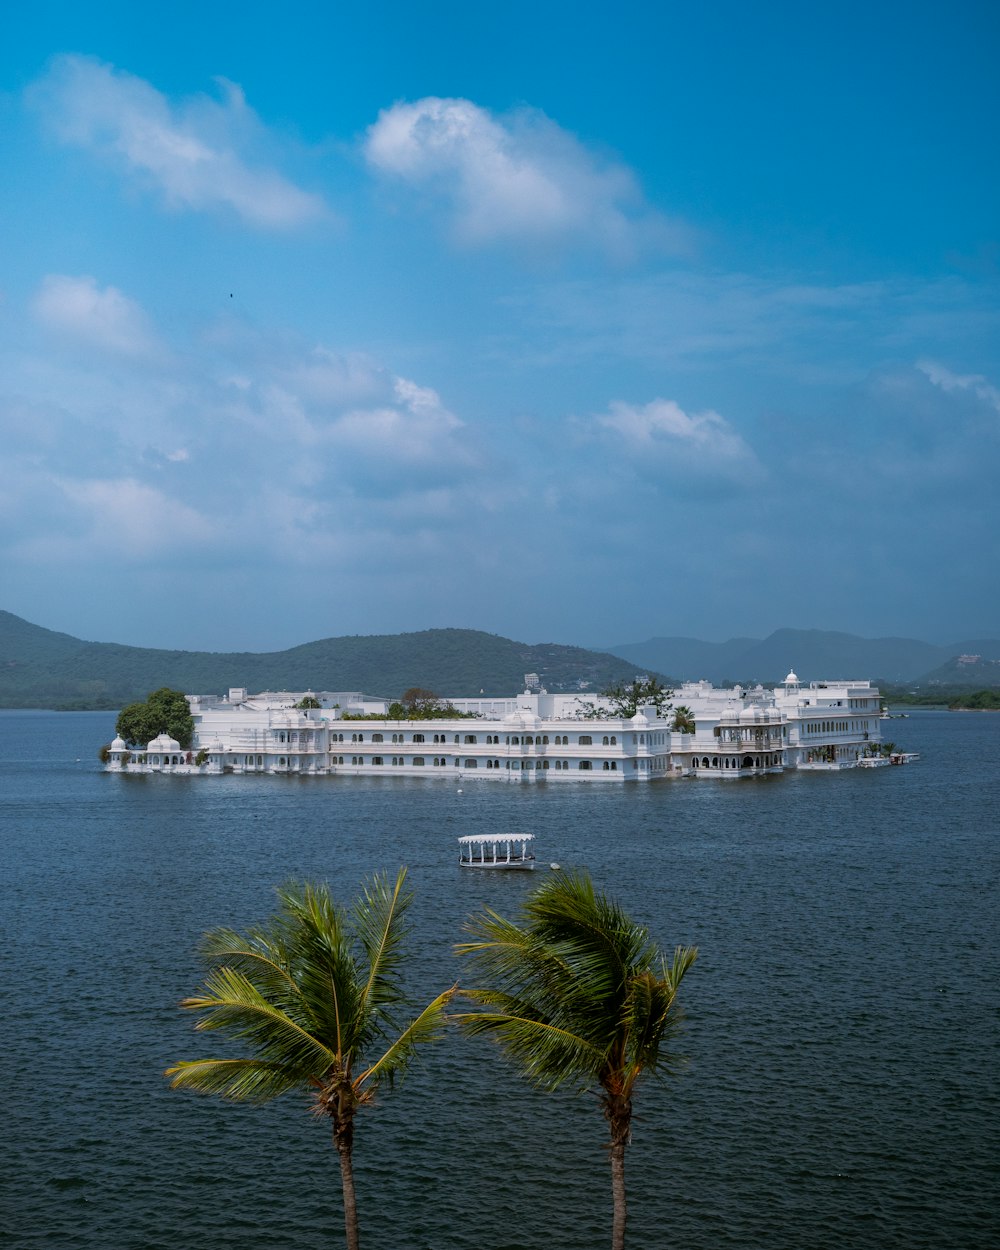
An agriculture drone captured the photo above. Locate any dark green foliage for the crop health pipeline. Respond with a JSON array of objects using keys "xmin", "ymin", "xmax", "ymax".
[
  {"xmin": 295, "ymin": 695, "xmax": 321, "ymax": 709},
  {"xmin": 950, "ymin": 689, "xmax": 1000, "ymax": 709},
  {"xmin": 0, "ymin": 611, "xmax": 660, "ymax": 709},
  {"xmin": 671, "ymin": 704, "xmax": 696, "ymax": 732},
  {"xmin": 116, "ymin": 687, "xmax": 194, "ymax": 748},
  {"xmin": 602, "ymin": 676, "xmax": 672, "ymax": 717}
]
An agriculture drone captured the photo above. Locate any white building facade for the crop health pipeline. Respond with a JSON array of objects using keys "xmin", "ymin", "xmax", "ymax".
[{"xmin": 106, "ymin": 672, "xmax": 884, "ymax": 781}]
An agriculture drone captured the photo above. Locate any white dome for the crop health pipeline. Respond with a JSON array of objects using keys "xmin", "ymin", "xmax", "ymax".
[
  {"xmin": 111, "ymin": 735, "xmax": 127, "ymax": 750},
  {"xmin": 147, "ymin": 732, "xmax": 181, "ymax": 751},
  {"xmin": 784, "ymin": 669, "xmax": 799, "ymax": 684}
]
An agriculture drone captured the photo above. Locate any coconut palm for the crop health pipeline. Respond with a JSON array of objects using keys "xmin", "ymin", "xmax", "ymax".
[
  {"xmin": 166, "ymin": 870, "xmax": 454, "ymax": 1250},
  {"xmin": 456, "ymin": 871, "xmax": 696, "ymax": 1250},
  {"xmin": 671, "ymin": 705, "xmax": 696, "ymax": 734}
]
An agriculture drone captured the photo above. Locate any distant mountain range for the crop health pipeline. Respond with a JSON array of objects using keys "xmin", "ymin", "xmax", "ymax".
[
  {"xmin": 601, "ymin": 628, "xmax": 1000, "ymax": 687},
  {"xmin": 2, "ymin": 610, "xmax": 997, "ymax": 710}
]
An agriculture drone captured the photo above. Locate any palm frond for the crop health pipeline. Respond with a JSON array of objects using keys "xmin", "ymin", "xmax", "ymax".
[
  {"xmin": 273, "ymin": 881, "xmax": 363, "ymax": 1057},
  {"xmin": 165, "ymin": 1057, "xmax": 304, "ymax": 1104},
  {"xmin": 353, "ymin": 868, "xmax": 411, "ymax": 1020},
  {"xmin": 454, "ymin": 1006, "xmax": 603, "ymax": 1088},
  {"xmin": 359, "ymin": 985, "xmax": 457, "ymax": 1090},
  {"xmin": 199, "ymin": 926, "xmax": 301, "ymax": 1003},
  {"xmin": 182, "ymin": 966, "xmax": 336, "ymax": 1072},
  {"xmin": 458, "ymin": 872, "xmax": 697, "ymax": 1099}
]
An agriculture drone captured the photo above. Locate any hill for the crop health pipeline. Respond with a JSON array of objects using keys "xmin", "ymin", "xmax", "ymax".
[
  {"xmin": 0, "ymin": 611, "xmax": 661, "ymax": 709},
  {"xmin": 602, "ymin": 628, "xmax": 1000, "ymax": 686}
]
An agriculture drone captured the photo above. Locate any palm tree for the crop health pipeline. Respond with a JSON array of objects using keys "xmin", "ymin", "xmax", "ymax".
[
  {"xmin": 166, "ymin": 870, "xmax": 454, "ymax": 1250},
  {"xmin": 671, "ymin": 705, "xmax": 696, "ymax": 734},
  {"xmin": 456, "ymin": 871, "xmax": 696, "ymax": 1250}
]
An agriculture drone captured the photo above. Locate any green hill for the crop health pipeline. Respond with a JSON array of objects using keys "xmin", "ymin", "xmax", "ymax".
[{"xmin": 0, "ymin": 611, "xmax": 662, "ymax": 709}]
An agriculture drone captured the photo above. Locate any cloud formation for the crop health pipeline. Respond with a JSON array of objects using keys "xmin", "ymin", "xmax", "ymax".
[
  {"xmin": 595, "ymin": 397, "xmax": 757, "ymax": 476},
  {"xmin": 365, "ymin": 96, "xmax": 676, "ymax": 255},
  {"xmin": 918, "ymin": 359, "xmax": 1000, "ymax": 415},
  {"xmin": 32, "ymin": 274, "xmax": 162, "ymax": 358},
  {"xmin": 30, "ymin": 55, "xmax": 325, "ymax": 228}
]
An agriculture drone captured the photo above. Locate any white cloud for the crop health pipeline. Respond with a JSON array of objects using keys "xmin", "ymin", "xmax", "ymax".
[
  {"xmin": 327, "ymin": 376, "xmax": 475, "ymax": 487},
  {"xmin": 917, "ymin": 359, "xmax": 1000, "ymax": 415},
  {"xmin": 14, "ymin": 475, "xmax": 214, "ymax": 561},
  {"xmin": 32, "ymin": 274, "xmax": 161, "ymax": 358},
  {"xmin": 596, "ymin": 397, "xmax": 756, "ymax": 471},
  {"xmin": 364, "ymin": 96, "xmax": 679, "ymax": 255},
  {"xmin": 30, "ymin": 54, "xmax": 325, "ymax": 228}
]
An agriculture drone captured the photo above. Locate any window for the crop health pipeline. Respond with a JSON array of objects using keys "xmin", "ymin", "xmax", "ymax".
[
  {"xmin": 610, "ymin": 736, "xmax": 617, "ymax": 745},
  {"xmin": 413, "ymin": 757, "xmax": 425, "ymax": 766},
  {"xmin": 579, "ymin": 760, "xmax": 592, "ymax": 770},
  {"xmin": 464, "ymin": 735, "xmax": 477, "ymax": 744},
  {"xmin": 602, "ymin": 736, "xmax": 609, "ymax": 745},
  {"xmin": 579, "ymin": 735, "xmax": 592, "ymax": 746},
  {"xmin": 464, "ymin": 759, "xmax": 478, "ymax": 769},
  {"xmin": 412, "ymin": 733, "xmax": 425, "ymax": 743},
  {"xmin": 372, "ymin": 756, "xmax": 383, "ymax": 766}
]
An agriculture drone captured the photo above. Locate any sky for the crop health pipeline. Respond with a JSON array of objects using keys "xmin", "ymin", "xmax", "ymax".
[{"xmin": 1, "ymin": 0, "xmax": 998, "ymax": 652}]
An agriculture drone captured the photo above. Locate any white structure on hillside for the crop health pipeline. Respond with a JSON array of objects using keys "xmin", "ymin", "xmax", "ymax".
[{"xmin": 106, "ymin": 671, "xmax": 885, "ymax": 782}]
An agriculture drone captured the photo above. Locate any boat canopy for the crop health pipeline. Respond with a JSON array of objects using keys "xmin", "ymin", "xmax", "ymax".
[{"xmin": 457, "ymin": 833, "xmax": 534, "ymax": 845}]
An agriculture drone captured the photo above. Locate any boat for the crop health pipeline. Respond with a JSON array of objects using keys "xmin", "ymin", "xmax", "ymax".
[
  {"xmin": 890, "ymin": 752, "xmax": 919, "ymax": 764},
  {"xmin": 858, "ymin": 755, "xmax": 890, "ymax": 768},
  {"xmin": 458, "ymin": 832, "xmax": 536, "ymax": 870}
]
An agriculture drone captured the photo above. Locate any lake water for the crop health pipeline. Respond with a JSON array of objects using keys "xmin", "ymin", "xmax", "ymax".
[{"xmin": 2, "ymin": 709, "xmax": 998, "ymax": 1249}]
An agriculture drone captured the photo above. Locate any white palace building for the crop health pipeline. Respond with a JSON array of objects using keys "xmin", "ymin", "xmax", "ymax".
[{"xmin": 106, "ymin": 671, "xmax": 885, "ymax": 783}]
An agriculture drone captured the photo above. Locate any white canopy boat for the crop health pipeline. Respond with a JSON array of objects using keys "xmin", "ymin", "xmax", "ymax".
[{"xmin": 458, "ymin": 832, "xmax": 536, "ymax": 870}]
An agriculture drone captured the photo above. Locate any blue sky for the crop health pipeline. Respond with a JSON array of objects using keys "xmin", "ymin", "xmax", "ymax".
[{"xmin": 1, "ymin": 1, "xmax": 998, "ymax": 651}]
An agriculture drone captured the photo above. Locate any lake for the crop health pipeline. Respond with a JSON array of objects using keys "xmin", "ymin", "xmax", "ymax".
[{"xmin": 2, "ymin": 709, "xmax": 998, "ymax": 1249}]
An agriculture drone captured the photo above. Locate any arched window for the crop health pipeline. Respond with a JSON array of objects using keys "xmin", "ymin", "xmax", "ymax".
[
  {"xmin": 602, "ymin": 736, "xmax": 609, "ymax": 745},
  {"xmin": 413, "ymin": 733, "xmax": 425, "ymax": 743},
  {"xmin": 579, "ymin": 760, "xmax": 592, "ymax": 770},
  {"xmin": 464, "ymin": 759, "xmax": 478, "ymax": 769},
  {"xmin": 610, "ymin": 736, "xmax": 617, "ymax": 745},
  {"xmin": 413, "ymin": 757, "xmax": 425, "ymax": 766},
  {"xmin": 579, "ymin": 735, "xmax": 592, "ymax": 746}
]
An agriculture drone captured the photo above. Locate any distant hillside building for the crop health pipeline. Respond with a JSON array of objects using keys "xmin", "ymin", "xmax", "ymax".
[{"xmin": 106, "ymin": 671, "xmax": 884, "ymax": 781}]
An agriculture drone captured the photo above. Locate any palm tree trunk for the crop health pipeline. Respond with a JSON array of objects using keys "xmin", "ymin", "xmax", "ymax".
[
  {"xmin": 334, "ymin": 1117, "xmax": 360, "ymax": 1250},
  {"xmin": 609, "ymin": 1137, "xmax": 628, "ymax": 1250},
  {"xmin": 605, "ymin": 1094, "xmax": 631, "ymax": 1250}
]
